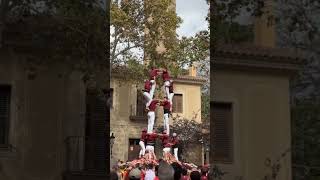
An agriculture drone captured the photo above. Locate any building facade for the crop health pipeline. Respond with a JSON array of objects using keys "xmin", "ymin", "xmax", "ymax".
[
  {"xmin": 210, "ymin": 0, "xmax": 303, "ymax": 179},
  {"xmin": 110, "ymin": 72, "xmax": 206, "ymax": 165}
]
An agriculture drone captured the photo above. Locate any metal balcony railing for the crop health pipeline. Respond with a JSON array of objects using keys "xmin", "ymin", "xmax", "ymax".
[
  {"xmin": 65, "ymin": 136, "xmax": 108, "ymax": 172},
  {"xmin": 65, "ymin": 136, "xmax": 85, "ymax": 171}
]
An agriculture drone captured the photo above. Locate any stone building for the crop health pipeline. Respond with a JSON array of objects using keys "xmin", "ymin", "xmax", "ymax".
[
  {"xmin": 110, "ymin": 69, "xmax": 206, "ymax": 165},
  {"xmin": 0, "ymin": 18, "xmax": 110, "ymax": 180}
]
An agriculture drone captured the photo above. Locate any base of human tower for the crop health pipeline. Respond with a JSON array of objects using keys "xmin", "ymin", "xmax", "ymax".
[{"xmin": 121, "ymin": 151, "xmax": 198, "ymax": 171}]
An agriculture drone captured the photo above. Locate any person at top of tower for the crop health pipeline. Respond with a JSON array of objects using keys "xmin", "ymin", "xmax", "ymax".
[
  {"xmin": 139, "ymin": 128, "xmax": 148, "ymax": 158},
  {"xmin": 160, "ymin": 97, "xmax": 171, "ymax": 135},
  {"xmin": 162, "ymin": 68, "xmax": 170, "ymax": 80},
  {"xmin": 149, "ymin": 66, "xmax": 161, "ymax": 80},
  {"xmin": 147, "ymin": 99, "xmax": 160, "ymax": 133},
  {"xmin": 143, "ymin": 79, "xmax": 156, "ymax": 110},
  {"xmin": 162, "ymin": 68, "xmax": 173, "ymax": 100},
  {"xmin": 167, "ymin": 80, "xmax": 174, "ymax": 111}
]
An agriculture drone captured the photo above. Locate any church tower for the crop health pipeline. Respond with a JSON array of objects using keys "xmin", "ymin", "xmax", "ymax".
[{"xmin": 253, "ymin": 0, "xmax": 276, "ymax": 47}]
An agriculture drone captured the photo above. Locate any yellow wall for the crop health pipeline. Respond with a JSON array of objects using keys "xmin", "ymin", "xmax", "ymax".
[
  {"xmin": 211, "ymin": 69, "xmax": 292, "ymax": 180},
  {"xmin": 172, "ymin": 82, "xmax": 202, "ymax": 123}
]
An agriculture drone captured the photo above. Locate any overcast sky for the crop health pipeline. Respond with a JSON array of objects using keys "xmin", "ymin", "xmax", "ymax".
[{"xmin": 176, "ymin": 0, "xmax": 209, "ymax": 37}]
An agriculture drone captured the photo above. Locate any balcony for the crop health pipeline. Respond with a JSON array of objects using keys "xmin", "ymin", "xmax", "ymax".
[
  {"xmin": 129, "ymin": 104, "xmax": 147, "ymax": 121},
  {"xmin": 63, "ymin": 136, "xmax": 109, "ymax": 180}
]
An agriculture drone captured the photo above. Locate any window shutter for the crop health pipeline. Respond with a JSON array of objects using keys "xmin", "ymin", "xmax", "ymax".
[
  {"xmin": 0, "ymin": 85, "xmax": 11, "ymax": 145},
  {"xmin": 136, "ymin": 91, "xmax": 147, "ymax": 117},
  {"xmin": 173, "ymin": 94, "xmax": 183, "ymax": 113},
  {"xmin": 85, "ymin": 90, "xmax": 107, "ymax": 171},
  {"xmin": 212, "ymin": 102, "xmax": 233, "ymax": 163}
]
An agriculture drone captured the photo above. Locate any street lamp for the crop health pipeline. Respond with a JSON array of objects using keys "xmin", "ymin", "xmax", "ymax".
[{"xmin": 110, "ymin": 133, "xmax": 115, "ymax": 156}]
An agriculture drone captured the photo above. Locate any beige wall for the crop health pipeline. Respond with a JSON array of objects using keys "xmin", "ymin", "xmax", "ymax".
[
  {"xmin": 110, "ymin": 78, "xmax": 203, "ymax": 164},
  {"xmin": 211, "ymin": 69, "xmax": 291, "ymax": 180},
  {"xmin": 172, "ymin": 82, "xmax": 202, "ymax": 123}
]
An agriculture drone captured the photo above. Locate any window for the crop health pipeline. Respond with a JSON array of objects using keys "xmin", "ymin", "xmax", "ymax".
[
  {"xmin": 136, "ymin": 91, "xmax": 147, "ymax": 117},
  {"xmin": 128, "ymin": 139, "xmax": 140, "ymax": 161},
  {"xmin": 212, "ymin": 102, "xmax": 233, "ymax": 163},
  {"xmin": 172, "ymin": 94, "xmax": 183, "ymax": 113},
  {"xmin": 84, "ymin": 89, "xmax": 108, "ymax": 170},
  {"xmin": 0, "ymin": 85, "xmax": 11, "ymax": 146}
]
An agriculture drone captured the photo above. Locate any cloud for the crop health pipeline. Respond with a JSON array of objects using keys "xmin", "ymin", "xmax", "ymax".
[{"xmin": 176, "ymin": 0, "xmax": 209, "ymax": 37}]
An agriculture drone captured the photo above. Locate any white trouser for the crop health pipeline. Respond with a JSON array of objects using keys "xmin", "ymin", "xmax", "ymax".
[
  {"xmin": 164, "ymin": 81, "xmax": 170, "ymax": 98},
  {"xmin": 150, "ymin": 80, "xmax": 156, "ymax": 98},
  {"xmin": 163, "ymin": 113, "xmax": 170, "ymax": 135},
  {"xmin": 168, "ymin": 93, "xmax": 174, "ymax": 111},
  {"xmin": 146, "ymin": 145, "xmax": 154, "ymax": 153},
  {"xmin": 173, "ymin": 148, "xmax": 178, "ymax": 160},
  {"xmin": 163, "ymin": 147, "xmax": 171, "ymax": 154},
  {"xmin": 147, "ymin": 111, "xmax": 155, "ymax": 133},
  {"xmin": 139, "ymin": 141, "xmax": 146, "ymax": 157},
  {"xmin": 143, "ymin": 92, "xmax": 152, "ymax": 109},
  {"xmin": 143, "ymin": 81, "xmax": 156, "ymax": 108}
]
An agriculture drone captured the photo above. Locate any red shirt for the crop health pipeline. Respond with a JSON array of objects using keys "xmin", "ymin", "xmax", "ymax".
[
  {"xmin": 154, "ymin": 176, "xmax": 159, "ymax": 180},
  {"xmin": 160, "ymin": 100, "xmax": 171, "ymax": 110},
  {"xmin": 148, "ymin": 100, "xmax": 159, "ymax": 111},
  {"xmin": 144, "ymin": 80, "xmax": 151, "ymax": 92},
  {"xmin": 160, "ymin": 133, "xmax": 171, "ymax": 147},
  {"xmin": 150, "ymin": 69, "xmax": 160, "ymax": 79},
  {"xmin": 201, "ymin": 175, "xmax": 208, "ymax": 180},
  {"xmin": 146, "ymin": 133, "xmax": 158, "ymax": 145},
  {"xmin": 140, "ymin": 171, "xmax": 145, "ymax": 180},
  {"xmin": 162, "ymin": 69, "xmax": 170, "ymax": 81},
  {"xmin": 140, "ymin": 131, "xmax": 147, "ymax": 142},
  {"xmin": 181, "ymin": 175, "xmax": 189, "ymax": 180}
]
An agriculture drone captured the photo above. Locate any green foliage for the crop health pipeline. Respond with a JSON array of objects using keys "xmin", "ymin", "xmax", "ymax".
[
  {"xmin": 1, "ymin": 0, "xmax": 107, "ymax": 88},
  {"xmin": 110, "ymin": 0, "xmax": 209, "ymax": 82},
  {"xmin": 159, "ymin": 115, "xmax": 209, "ymax": 158},
  {"xmin": 291, "ymin": 104, "xmax": 320, "ymax": 179}
]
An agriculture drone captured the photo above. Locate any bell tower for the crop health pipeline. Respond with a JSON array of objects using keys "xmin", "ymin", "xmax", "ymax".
[{"xmin": 253, "ymin": 0, "xmax": 276, "ymax": 48}]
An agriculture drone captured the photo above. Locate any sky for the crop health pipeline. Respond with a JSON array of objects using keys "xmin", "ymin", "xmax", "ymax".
[{"xmin": 176, "ymin": 0, "xmax": 209, "ymax": 37}]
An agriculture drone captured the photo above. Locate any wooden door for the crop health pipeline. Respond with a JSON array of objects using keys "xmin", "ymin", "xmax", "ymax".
[{"xmin": 128, "ymin": 139, "xmax": 140, "ymax": 161}]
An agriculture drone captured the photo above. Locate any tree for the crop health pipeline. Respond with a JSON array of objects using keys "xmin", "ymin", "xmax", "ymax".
[
  {"xmin": 1, "ymin": 0, "xmax": 107, "ymax": 91},
  {"xmin": 158, "ymin": 115, "xmax": 209, "ymax": 159},
  {"xmin": 110, "ymin": 0, "xmax": 210, "ymax": 80},
  {"xmin": 110, "ymin": 0, "xmax": 144, "ymax": 65}
]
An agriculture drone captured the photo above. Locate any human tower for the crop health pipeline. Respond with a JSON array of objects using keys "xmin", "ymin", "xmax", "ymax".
[{"xmin": 138, "ymin": 67, "xmax": 179, "ymax": 162}]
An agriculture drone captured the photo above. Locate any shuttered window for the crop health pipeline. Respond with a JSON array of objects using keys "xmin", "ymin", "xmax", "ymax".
[
  {"xmin": 136, "ymin": 91, "xmax": 147, "ymax": 117},
  {"xmin": 212, "ymin": 102, "xmax": 233, "ymax": 163},
  {"xmin": 0, "ymin": 85, "xmax": 11, "ymax": 146},
  {"xmin": 173, "ymin": 94, "xmax": 183, "ymax": 113},
  {"xmin": 85, "ymin": 89, "xmax": 107, "ymax": 171}
]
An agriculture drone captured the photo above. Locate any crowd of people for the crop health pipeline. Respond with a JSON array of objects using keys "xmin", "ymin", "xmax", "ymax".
[{"xmin": 110, "ymin": 155, "xmax": 210, "ymax": 180}]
